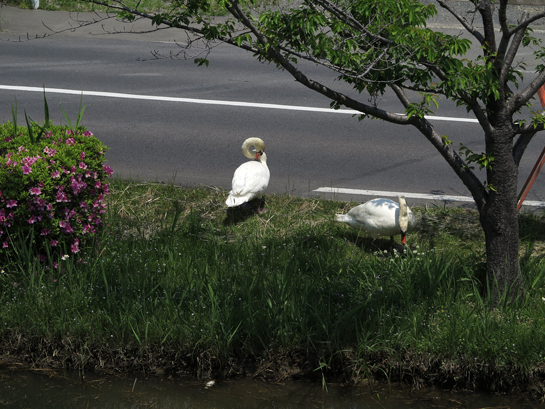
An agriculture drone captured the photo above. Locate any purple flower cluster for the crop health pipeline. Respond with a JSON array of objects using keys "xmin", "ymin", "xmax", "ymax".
[{"xmin": 0, "ymin": 126, "xmax": 112, "ymax": 259}]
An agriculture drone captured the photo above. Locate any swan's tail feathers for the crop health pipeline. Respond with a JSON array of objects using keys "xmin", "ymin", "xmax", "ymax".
[
  {"xmin": 226, "ymin": 192, "xmax": 252, "ymax": 207},
  {"xmin": 335, "ymin": 214, "xmax": 352, "ymax": 223}
]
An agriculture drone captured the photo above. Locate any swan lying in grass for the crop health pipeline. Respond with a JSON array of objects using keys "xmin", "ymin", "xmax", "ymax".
[
  {"xmin": 335, "ymin": 196, "xmax": 416, "ymax": 246},
  {"xmin": 225, "ymin": 137, "xmax": 270, "ymax": 213}
]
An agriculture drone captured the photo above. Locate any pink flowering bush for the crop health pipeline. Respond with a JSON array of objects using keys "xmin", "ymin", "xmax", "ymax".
[{"xmin": 0, "ymin": 123, "xmax": 112, "ymax": 262}]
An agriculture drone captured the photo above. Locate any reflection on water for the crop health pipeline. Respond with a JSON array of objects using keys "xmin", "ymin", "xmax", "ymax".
[{"xmin": 0, "ymin": 367, "xmax": 540, "ymax": 408}]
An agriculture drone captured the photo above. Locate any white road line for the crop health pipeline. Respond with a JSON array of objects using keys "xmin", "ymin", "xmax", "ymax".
[
  {"xmin": 0, "ymin": 85, "xmax": 479, "ymax": 123},
  {"xmin": 313, "ymin": 187, "xmax": 545, "ymax": 208}
]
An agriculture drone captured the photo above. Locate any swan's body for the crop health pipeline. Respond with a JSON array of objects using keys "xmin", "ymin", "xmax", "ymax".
[
  {"xmin": 335, "ymin": 196, "xmax": 416, "ymax": 244},
  {"xmin": 226, "ymin": 138, "xmax": 270, "ymax": 210}
]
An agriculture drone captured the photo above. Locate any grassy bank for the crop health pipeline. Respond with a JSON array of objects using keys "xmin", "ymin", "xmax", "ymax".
[{"xmin": 2, "ymin": 179, "xmax": 545, "ymax": 395}]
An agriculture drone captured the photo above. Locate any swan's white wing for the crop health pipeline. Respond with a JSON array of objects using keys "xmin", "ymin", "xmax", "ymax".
[
  {"xmin": 343, "ymin": 199, "xmax": 399, "ymax": 238},
  {"xmin": 226, "ymin": 161, "xmax": 270, "ymax": 207},
  {"xmin": 337, "ymin": 198, "xmax": 417, "ymax": 238}
]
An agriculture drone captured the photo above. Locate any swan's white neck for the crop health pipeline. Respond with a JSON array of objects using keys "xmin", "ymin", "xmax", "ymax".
[
  {"xmin": 241, "ymin": 137, "xmax": 266, "ymax": 162},
  {"xmin": 398, "ymin": 196, "xmax": 409, "ymax": 244}
]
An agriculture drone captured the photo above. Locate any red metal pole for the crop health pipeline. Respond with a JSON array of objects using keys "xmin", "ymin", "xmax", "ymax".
[
  {"xmin": 517, "ymin": 146, "xmax": 545, "ymax": 211},
  {"xmin": 516, "ymin": 85, "xmax": 545, "ymax": 211}
]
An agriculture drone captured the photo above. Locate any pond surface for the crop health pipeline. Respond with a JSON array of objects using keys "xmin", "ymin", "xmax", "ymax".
[{"xmin": 0, "ymin": 367, "xmax": 541, "ymax": 408}]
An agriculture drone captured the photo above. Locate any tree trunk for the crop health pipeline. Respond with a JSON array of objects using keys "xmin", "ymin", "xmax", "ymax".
[{"xmin": 480, "ymin": 124, "xmax": 524, "ymax": 302}]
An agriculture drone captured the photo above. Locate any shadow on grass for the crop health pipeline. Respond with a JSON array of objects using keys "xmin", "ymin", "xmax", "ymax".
[
  {"xmin": 337, "ymin": 229, "xmax": 405, "ymax": 255},
  {"xmin": 223, "ymin": 198, "xmax": 267, "ymax": 226}
]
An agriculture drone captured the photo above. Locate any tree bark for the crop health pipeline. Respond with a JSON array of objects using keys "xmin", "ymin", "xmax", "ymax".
[{"xmin": 480, "ymin": 123, "xmax": 524, "ymax": 301}]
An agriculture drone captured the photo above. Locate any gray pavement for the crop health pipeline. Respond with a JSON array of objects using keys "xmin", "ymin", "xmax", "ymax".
[{"xmin": 0, "ymin": 3, "xmax": 182, "ymax": 40}]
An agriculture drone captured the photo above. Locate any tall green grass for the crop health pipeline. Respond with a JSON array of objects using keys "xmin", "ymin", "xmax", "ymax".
[{"xmin": 2, "ymin": 180, "xmax": 545, "ymax": 386}]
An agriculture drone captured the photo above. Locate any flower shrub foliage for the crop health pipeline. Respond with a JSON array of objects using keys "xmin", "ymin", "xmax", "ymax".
[{"xmin": 0, "ymin": 123, "xmax": 112, "ymax": 260}]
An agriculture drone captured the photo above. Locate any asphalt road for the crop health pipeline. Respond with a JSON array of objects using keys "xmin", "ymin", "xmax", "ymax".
[{"xmin": 1, "ymin": 5, "xmax": 545, "ymax": 208}]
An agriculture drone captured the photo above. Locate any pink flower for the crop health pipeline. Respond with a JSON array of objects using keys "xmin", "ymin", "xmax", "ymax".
[
  {"xmin": 6, "ymin": 200, "xmax": 17, "ymax": 208},
  {"xmin": 22, "ymin": 165, "xmax": 32, "ymax": 175},
  {"xmin": 28, "ymin": 215, "xmax": 38, "ymax": 224},
  {"xmin": 44, "ymin": 146, "xmax": 57, "ymax": 157},
  {"xmin": 56, "ymin": 189, "xmax": 70, "ymax": 203},
  {"xmin": 79, "ymin": 162, "xmax": 87, "ymax": 170},
  {"xmin": 71, "ymin": 238, "xmax": 79, "ymax": 253},
  {"xmin": 80, "ymin": 152, "xmax": 85, "ymax": 159},
  {"xmin": 66, "ymin": 137, "xmax": 75, "ymax": 145},
  {"xmin": 51, "ymin": 170, "xmax": 61, "ymax": 179},
  {"xmin": 59, "ymin": 221, "xmax": 73, "ymax": 233},
  {"xmin": 22, "ymin": 156, "xmax": 39, "ymax": 166},
  {"xmin": 41, "ymin": 228, "xmax": 51, "ymax": 236},
  {"xmin": 2, "ymin": 241, "xmax": 8, "ymax": 248},
  {"xmin": 29, "ymin": 187, "xmax": 42, "ymax": 196},
  {"xmin": 103, "ymin": 165, "xmax": 114, "ymax": 176},
  {"xmin": 50, "ymin": 240, "xmax": 58, "ymax": 247}
]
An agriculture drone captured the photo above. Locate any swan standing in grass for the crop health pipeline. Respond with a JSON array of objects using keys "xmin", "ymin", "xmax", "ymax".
[
  {"xmin": 335, "ymin": 196, "xmax": 416, "ymax": 245},
  {"xmin": 226, "ymin": 137, "xmax": 270, "ymax": 213}
]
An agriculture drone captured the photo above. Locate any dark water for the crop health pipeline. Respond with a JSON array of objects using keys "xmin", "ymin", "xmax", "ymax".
[{"xmin": 0, "ymin": 368, "xmax": 541, "ymax": 408}]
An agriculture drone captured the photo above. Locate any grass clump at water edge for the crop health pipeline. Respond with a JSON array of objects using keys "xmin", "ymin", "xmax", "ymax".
[{"xmin": 2, "ymin": 179, "xmax": 545, "ymax": 396}]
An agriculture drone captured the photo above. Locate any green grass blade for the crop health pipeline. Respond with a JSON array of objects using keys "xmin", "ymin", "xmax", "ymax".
[
  {"xmin": 24, "ymin": 109, "xmax": 35, "ymax": 144},
  {"xmin": 60, "ymin": 105, "xmax": 75, "ymax": 131},
  {"xmin": 10, "ymin": 100, "xmax": 18, "ymax": 137}
]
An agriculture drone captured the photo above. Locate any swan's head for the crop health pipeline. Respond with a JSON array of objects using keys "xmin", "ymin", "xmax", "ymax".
[
  {"xmin": 241, "ymin": 138, "xmax": 266, "ymax": 160},
  {"xmin": 398, "ymin": 196, "xmax": 409, "ymax": 244}
]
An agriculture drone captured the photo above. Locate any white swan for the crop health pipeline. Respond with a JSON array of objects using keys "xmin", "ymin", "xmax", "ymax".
[
  {"xmin": 335, "ymin": 196, "xmax": 416, "ymax": 245},
  {"xmin": 226, "ymin": 137, "xmax": 270, "ymax": 212}
]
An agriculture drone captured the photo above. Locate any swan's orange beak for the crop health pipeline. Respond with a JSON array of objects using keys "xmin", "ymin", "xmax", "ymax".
[
  {"xmin": 400, "ymin": 231, "xmax": 407, "ymax": 245},
  {"xmin": 255, "ymin": 151, "xmax": 262, "ymax": 160}
]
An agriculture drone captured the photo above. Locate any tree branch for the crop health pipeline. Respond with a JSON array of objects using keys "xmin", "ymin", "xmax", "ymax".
[
  {"xmin": 413, "ymin": 117, "xmax": 487, "ymax": 210},
  {"xmin": 498, "ymin": 14, "xmax": 527, "ymax": 101},
  {"xmin": 436, "ymin": 0, "xmax": 485, "ymax": 45},
  {"xmin": 509, "ymin": 70, "xmax": 545, "ymax": 114},
  {"xmin": 508, "ymin": 11, "xmax": 545, "ymax": 35},
  {"xmin": 225, "ymin": 0, "xmax": 411, "ymax": 124},
  {"xmin": 513, "ymin": 132, "xmax": 537, "ymax": 166},
  {"xmin": 476, "ymin": 0, "xmax": 497, "ymax": 56},
  {"xmin": 498, "ymin": 0, "xmax": 510, "ymax": 35}
]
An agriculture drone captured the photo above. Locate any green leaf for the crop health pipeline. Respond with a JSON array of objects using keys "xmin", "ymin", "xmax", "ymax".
[
  {"xmin": 24, "ymin": 110, "xmax": 35, "ymax": 144},
  {"xmin": 75, "ymin": 93, "xmax": 86, "ymax": 129},
  {"xmin": 194, "ymin": 58, "xmax": 210, "ymax": 67},
  {"xmin": 10, "ymin": 100, "xmax": 17, "ymax": 137},
  {"xmin": 61, "ymin": 105, "xmax": 75, "ymax": 131}
]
